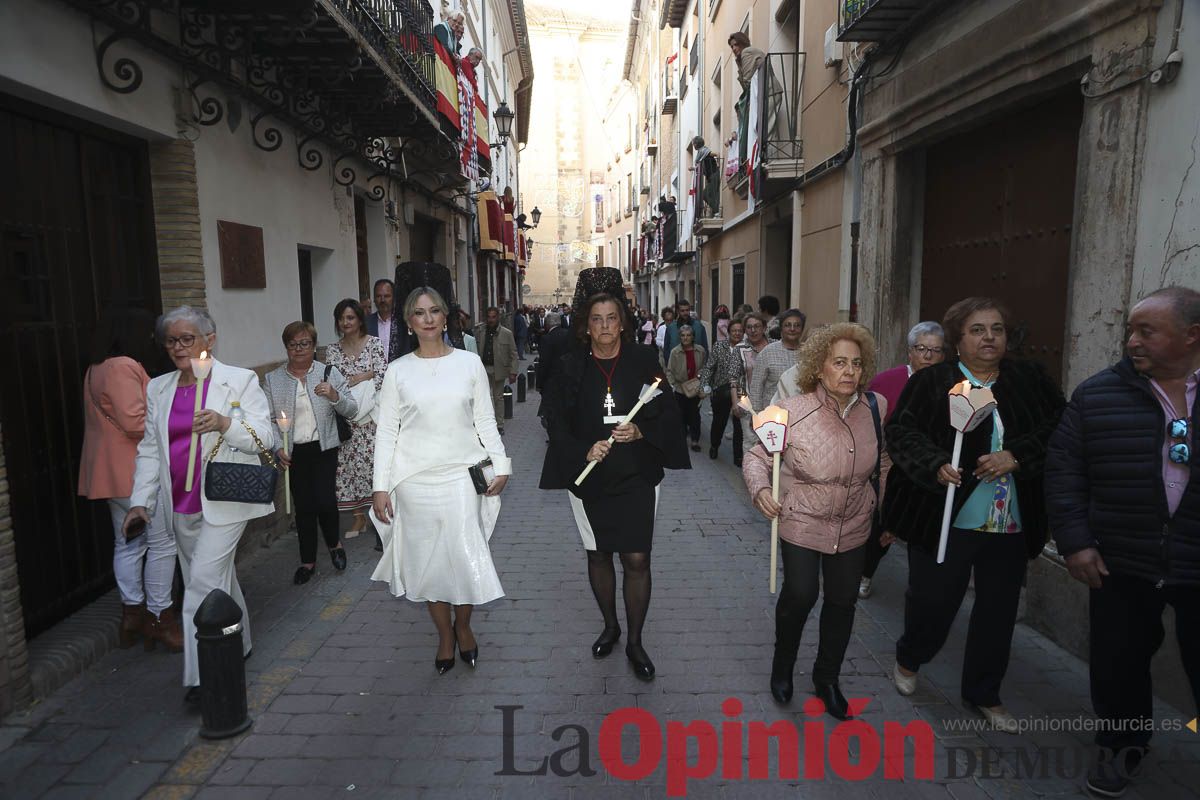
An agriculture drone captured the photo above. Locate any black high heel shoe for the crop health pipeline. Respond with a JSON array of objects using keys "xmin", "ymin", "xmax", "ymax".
[
  {"xmin": 459, "ymin": 636, "xmax": 478, "ymax": 668},
  {"xmin": 770, "ymin": 653, "xmax": 794, "ymax": 705},
  {"xmin": 591, "ymin": 626, "xmax": 621, "ymax": 658},
  {"xmin": 625, "ymin": 643, "xmax": 655, "ymax": 681},
  {"xmin": 813, "ymin": 683, "xmax": 852, "ymax": 720},
  {"xmin": 435, "ymin": 638, "xmax": 456, "ymax": 675}
]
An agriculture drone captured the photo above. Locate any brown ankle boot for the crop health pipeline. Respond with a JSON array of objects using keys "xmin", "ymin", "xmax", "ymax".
[
  {"xmin": 120, "ymin": 604, "xmax": 145, "ymax": 649},
  {"xmin": 145, "ymin": 607, "xmax": 184, "ymax": 653}
]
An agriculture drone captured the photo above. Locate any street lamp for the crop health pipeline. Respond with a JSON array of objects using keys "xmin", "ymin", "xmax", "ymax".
[
  {"xmin": 530, "ymin": 206, "xmax": 541, "ymax": 227},
  {"xmin": 491, "ymin": 101, "xmax": 515, "ymax": 149}
]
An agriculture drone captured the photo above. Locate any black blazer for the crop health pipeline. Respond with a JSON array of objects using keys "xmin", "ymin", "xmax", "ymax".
[
  {"xmin": 539, "ymin": 343, "xmax": 690, "ymax": 499},
  {"xmin": 881, "ymin": 358, "xmax": 1065, "ymax": 559}
]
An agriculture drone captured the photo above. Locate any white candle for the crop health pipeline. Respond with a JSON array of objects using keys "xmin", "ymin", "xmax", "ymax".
[
  {"xmin": 575, "ymin": 378, "xmax": 663, "ymax": 486},
  {"xmin": 770, "ymin": 451, "xmax": 780, "ymax": 594},
  {"xmin": 936, "ymin": 380, "xmax": 997, "ymax": 564},
  {"xmin": 277, "ymin": 411, "xmax": 292, "ymax": 515},
  {"xmin": 184, "ymin": 350, "xmax": 213, "ymax": 492}
]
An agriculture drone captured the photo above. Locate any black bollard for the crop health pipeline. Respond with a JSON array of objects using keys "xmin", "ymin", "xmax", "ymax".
[
  {"xmin": 194, "ymin": 589, "xmax": 252, "ymax": 739},
  {"xmin": 517, "ymin": 372, "xmax": 527, "ymax": 403},
  {"xmin": 503, "ymin": 385, "xmax": 514, "ymax": 419},
  {"xmin": 526, "ymin": 363, "xmax": 536, "ymax": 391}
]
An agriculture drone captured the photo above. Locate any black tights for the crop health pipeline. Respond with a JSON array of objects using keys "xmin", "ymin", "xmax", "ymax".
[{"xmin": 586, "ymin": 550, "xmax": 652, "ymax": 646}]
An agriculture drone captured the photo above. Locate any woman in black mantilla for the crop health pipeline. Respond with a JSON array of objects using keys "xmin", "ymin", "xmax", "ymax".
[{"xmin": 540, "ymin": 268, "xmax": 690, "ymax": 681}]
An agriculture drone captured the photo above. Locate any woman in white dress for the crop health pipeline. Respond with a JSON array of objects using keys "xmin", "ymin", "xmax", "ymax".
[{"xmin": 371, "ymin": 287, "xmax": 511, "ymax": 674}]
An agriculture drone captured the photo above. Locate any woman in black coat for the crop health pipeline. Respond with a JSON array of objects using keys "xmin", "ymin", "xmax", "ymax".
[
  {"xmin": 540, "ymin": 269, "xmax": 690, "ymax": 681},
  {"xmin": 882, "ymin": 297, "xmax": 1064, "ymax": 733}
]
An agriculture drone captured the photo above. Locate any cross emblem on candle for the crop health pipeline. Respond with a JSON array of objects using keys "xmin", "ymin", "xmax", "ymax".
[
  {"xmin": 766, "ymin": 430, "xmax": 778, "ymax": 447},
  {"xmin": 603, "ymin": 392, "xmax": 616, "ymax": 417}
]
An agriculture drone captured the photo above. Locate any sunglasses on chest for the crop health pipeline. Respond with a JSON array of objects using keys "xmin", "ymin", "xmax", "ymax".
[{"xmin": 1169, "ymin": 418, "xmax": 1190, "ymax": 465}]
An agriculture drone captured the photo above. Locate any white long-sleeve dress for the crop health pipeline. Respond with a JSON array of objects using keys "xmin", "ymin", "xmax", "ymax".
[{"xmin": 369, "ymin": 349, "xmax": 512, "ymax": 604}]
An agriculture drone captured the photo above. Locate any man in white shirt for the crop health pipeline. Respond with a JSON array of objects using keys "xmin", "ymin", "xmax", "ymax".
[{"xmin": 366, "ymin": 279, "xmax": 397, "ymax": 362}]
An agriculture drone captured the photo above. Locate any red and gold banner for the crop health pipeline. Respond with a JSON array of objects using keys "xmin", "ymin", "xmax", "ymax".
[{"xmin": 477, "ymin": 191, "xmax": 505, "ymax": 252}]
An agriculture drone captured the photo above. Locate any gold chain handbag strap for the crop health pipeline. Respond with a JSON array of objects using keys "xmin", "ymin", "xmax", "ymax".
[{"xmin": 207, "ymin": 419, "xmax": 281, "ymax": 470}]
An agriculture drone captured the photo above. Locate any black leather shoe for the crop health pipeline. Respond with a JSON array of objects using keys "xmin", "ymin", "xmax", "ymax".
[
  {"xmin": 770, "ymin": 653, "xmax": 794, "ymax": 704},
  {"xmin": 293, "ymin": 565, "xmax": 314, "ymax": 585},
  {"xmin": 374, "ymin": 533, "xmax": 383, "ymax": 552},
  {"xmin": 733, "ymin": 456, "xmax": 743, "ymax": 468},
  {"xmin": 813, "ymin": 683, "xmax": 853, "ymax": 720},
  {"xmin": 709, "ymin": 446, "xmax": 718, "ymax": 459},
  {"xmin": 1086, "ymin": 746, "xmax": 1146, "ymax": 798},
  {"xmin": 184, "ymin": 686, "xmax": 201, "ymax": 706},
  {"xmin": 435, "ymin": 656, "xmax": 455, "ymax": 675},
  {"xmin": 625, "ymin": 643, "xmax": 655, "ymax": 681},
  {"xmin": 460, "ymin": 644, "xmax": 478, "ymax": 668},
  {"xmin": 591, "ymin": 626, "xmax": 621, "ymax": 658},
  {"xmin": 330, "ymin": 547, "xmax": 347, "ymax": 571}
]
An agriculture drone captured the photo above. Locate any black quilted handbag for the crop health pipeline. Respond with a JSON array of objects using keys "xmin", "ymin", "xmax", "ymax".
[{"xmin": 204, "ymin": 420, "xmax": 281, "ymax": 504}]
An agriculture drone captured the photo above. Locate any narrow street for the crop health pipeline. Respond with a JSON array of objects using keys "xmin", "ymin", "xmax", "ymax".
[{"xmin": 1, "ymin": 395, "xmax": 1196, "ymax": 799}]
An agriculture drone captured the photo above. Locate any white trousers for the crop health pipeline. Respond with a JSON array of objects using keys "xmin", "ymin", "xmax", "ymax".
[
  {"xmin": 106, "ymin": 496, "xmax": 174, "ymax": 615},
  {"xmin": 173, "ymin": 513, "xmax": 252, "ymax": 687}
]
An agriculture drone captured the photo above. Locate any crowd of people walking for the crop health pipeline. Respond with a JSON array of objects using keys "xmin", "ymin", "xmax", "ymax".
[{"xmin": 77, "ymin": 273, "xmax": 1198, "ymax": 798}]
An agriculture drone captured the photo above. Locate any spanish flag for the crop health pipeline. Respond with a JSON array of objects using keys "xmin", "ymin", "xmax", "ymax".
[{"xmin": 433, "ymin": 38, "xmax": 460, "ymax": 135}]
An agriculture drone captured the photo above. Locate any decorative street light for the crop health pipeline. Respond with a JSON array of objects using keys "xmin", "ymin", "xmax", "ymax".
[
  {"xmin": 491, "ymin": 101, "xmax": 515, "ymax": 148},
  {"xmin": 530, "ymin": 206, "xmax": 542, "ymax": 227}
]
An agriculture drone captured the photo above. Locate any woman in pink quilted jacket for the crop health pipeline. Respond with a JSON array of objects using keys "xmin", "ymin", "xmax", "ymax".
[{"xmin": 743, "ymin": 323, "xmax": 891, "ymax": 720}]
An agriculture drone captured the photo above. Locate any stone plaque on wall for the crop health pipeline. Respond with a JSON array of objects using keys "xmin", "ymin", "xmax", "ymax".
[{"xmin": 217, "ymin": 220, "xmax": 266, "ymax": 289}]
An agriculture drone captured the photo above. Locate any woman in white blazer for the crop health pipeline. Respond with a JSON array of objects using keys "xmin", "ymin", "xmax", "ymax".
[{"xmin": 124, "ymin": 306, "xmax": 275, "ymax": 704}]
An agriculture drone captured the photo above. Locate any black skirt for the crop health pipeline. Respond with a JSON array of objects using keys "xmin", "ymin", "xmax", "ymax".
[{"xmin": 579, "ymin": 481, "xmax": 656, "ymax": 552}]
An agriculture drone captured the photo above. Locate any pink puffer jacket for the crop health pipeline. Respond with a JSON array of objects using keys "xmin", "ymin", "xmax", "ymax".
[{"xmin": 743, "ymin": 386, "xmax": 891, "ymax": 554}]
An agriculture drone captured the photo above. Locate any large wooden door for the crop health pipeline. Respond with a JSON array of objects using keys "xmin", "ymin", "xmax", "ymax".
[
  {"xmin": 0, "ymin": 94, "xmax": 160, "ymax": 636},
  {"xmin": 920, "ymin": 92, "xmax": 1082, "ymax": 381}
]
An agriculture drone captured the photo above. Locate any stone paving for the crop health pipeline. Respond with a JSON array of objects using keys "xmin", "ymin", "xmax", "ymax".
[{"xmin": 1, "ymin": 377, "xmax": 1198, "ymax": 799}]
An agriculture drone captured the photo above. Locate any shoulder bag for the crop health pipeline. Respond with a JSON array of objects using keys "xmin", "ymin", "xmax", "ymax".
[
  {"xmin": 323, "ymin": 365, "xmax": 354, "ymax": 442},
  {"xmin": 205, "ymin": 420, "xmax": 281, "ymax": 504},
  {"xmin": 864, "ymin": 391, "xmax": 884, "ymax": 534}
]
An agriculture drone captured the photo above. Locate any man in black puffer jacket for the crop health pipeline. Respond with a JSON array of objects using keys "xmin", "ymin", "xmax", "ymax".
[{"xmin": 1045, "ymin": 286, "xmax": 1200, "ymax": 798}]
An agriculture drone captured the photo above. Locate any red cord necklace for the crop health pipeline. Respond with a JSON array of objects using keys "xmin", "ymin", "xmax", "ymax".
[{"xmin": 593, "ymin": 347, "xmax": 621, "ymax": 419}]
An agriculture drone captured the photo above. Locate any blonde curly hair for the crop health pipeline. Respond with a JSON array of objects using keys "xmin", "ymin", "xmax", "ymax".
[{"xmin": 794, "ymin": 323, "xmax": 878, "ymax": 393}]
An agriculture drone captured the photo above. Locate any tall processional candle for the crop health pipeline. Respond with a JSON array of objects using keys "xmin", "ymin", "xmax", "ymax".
[
  {"xmin": 277, "ymin": 411, "xmax": 292, "ymax": 514},
  {"xmin": 184, "ymin": 350, "xmax": 213, "ymax": 492},
  {"xmin": 575, "ymin": 378, "xmax": 663, "ymax": 486},
  {"xmin": 937, "ymin": 380, "xmax": 997, "ymax": 563},
  {"xmin": 750, "ymin": 401, "xmax": 789, "ymax": 594}
]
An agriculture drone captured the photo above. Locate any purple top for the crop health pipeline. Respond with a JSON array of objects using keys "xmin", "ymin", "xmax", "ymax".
[
  {"xmin": 1148, "ymin": 368, "xmax": 1198, "ymax": 517},
  {"xmin": 867, "ymin": 364, "xmax": 912, "ymax": 423},
  {"xmin": 169, "ymin": 381, "xmax": 210, "ymax": 515}
]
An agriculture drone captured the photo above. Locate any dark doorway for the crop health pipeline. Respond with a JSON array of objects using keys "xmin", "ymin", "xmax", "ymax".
[
  {"xmin": 298, "ymin": 248, "xmax": 315, "ymax": 324},
  {"xmin": 710, "ymin": 267, "xmax": 720, "ymax": 319},
  {"xmin": 0, "ymin": 94, "xmax": 160, "ymax": 636},
  {"xmin": 410, "ymin": 214, "xmax": 441, "ymax": 263},
  {"xmin": 353, "ymin": 195, "xmax": 369, "ymax": 302},
  {"xmin": 920, "ymin": 91, "xmax": 1083, "ymax": 381},
  {"xmin": 732, "ymin": 262, "xmax": 745, "ymax": 310}
]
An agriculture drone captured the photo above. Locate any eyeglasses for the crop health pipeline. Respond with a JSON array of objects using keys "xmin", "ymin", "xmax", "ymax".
[
  {"xmin": 1169, "ymin": 418, "xmax": 1190, "ymax": 464},
  {"xmin": 911, "ymin": 345, "xmax": 945, "ymax": 356},
  {"xmin": 164, "ymin": 335, "xmax": 197, "ymax": 349},
  {"xmin": 286, "ymin": 340, "xmax": 314, "ymax": 351}
]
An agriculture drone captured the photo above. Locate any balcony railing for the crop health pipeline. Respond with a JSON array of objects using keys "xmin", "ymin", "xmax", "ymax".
[
  {"xmin": 759, "ymin": 52, "xmax": 805, "ymax": 174},
  {"xmin": 838, "ymin": 0, "xmax": 938, "ymax": 42},
  {"xmin": 336, "ymin": 0, "xmax": 437, "ymax": 107},
  {"xmin": 692, "ymin": 157, "xmax": 723, "ymax": 236}
]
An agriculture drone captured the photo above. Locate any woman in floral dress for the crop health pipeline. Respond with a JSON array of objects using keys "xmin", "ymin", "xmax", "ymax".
[{"xmin": 325, "ymin": 299, "xmax": 387, "ymax": 539}]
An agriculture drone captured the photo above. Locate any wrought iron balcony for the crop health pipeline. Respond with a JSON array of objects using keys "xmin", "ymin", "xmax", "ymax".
[
  {"xmin": 662, "ymin": 71, "xmax": 678, "ymax": 115},
  {"xmin": 70, "ymin": 0, "xmax": 454, "ymax": 197},
  {"xmin": 755, "ymin": 51, "xmax": 806, "ymax": 190},
  {"xmin": 838, "ymin": 0, "xmax": 937, "ymax": 42},
  {"xmin": 692, "ymin": 161, "xmax": 723, "ymax": 237}
]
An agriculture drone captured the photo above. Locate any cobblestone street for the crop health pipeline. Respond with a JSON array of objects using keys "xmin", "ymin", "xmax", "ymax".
[{"xmin": 1, "ymin": 392, "xmax": 1197, "ymax": 800}]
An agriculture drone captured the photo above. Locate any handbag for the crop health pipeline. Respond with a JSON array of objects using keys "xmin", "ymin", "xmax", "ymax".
[
  {"xmin": 204, "ymin": 420, "xmax": 281, "ymax": 504},
  {"xmin": 864, "ymin": 391, "xmax": 884, "ymax": 534},
  {"xmin": 468, "ymin": 458, "xmax": 496, "ymax": 495},
  {"xmin": 323, "ymin": 365, "xmax": 353, "ymax": 442},
  {"xmin": 679, "ymin": 378, "xmax": 702, "ymax": 398}
]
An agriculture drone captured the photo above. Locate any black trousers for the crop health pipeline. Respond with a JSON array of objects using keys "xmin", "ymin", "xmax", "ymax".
[
  {"xmin": 775, "ymin": 540, "xmax": 865, "ymax": 686},
  {"xmin": 675, "ymin": 392, "xmax": 702, "ymax": 443},
  {"xmin": 1090, "ymin": 573, "xmax": 1200, "ymax": 749},
  {"xmin": 289, "ymin": 441, "xmax": 340, "ymax": 563},
  {"xmin": 895, "ymin": 528, "xmax": 1026, "ymax": 707},
  {"xmin": 862, "ymin": 530, "xmax": 891, "ymax": 579},
  {"xmin": 709, "ymin": 385, "xmax": 743, "ymax": 458}
]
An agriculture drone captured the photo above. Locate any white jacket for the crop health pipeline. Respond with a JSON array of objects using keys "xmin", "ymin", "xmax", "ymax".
[{"xmin": 131, "ymin": 359, "xmax": 276, "ymax": 525}]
